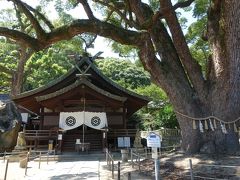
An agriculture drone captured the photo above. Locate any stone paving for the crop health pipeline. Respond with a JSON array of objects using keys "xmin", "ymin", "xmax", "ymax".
[{"xmin": 0, "ymin": 152, "xmax": 152, "ymax": 180}]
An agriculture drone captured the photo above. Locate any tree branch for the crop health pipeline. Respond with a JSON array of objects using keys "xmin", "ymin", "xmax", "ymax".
[
  {"xmin": 22, "ymin": 2, "xmax": 54, "ymax": 30},
  {"xmin": 150, "ymin": 0, "xmax": 195, "ymax": 28},
  {"xmin": 160, "ymin": 0, "xmax": 206, "ymax": 97},
  {"xmin": 78, "ymin": 0, "xmax": 95, "ymax": 19},
  {"xmin": 0, "ymin": 27, "xmax": 44, "ymax": 50},
  {"xmin": 173, "ymin": 0, "xmax": 195, "ymax": 10},
  {"xmin": 47, "ymin": 19, "xmax": 141, "ymax": 46},
  {"xmin": 10, "ymin": 0, "xmax": 46, "ymax": 39},
  {"xmin": 0, "ymin": 19, "xmax": 141, "ymax": 51},
  {"xmin": 94, "ymin": 0, "xmax": 139, "ymax": 29}
]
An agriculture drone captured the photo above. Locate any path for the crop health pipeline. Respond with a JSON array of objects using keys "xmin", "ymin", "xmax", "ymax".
[{"xmin": 1, "ymin": 160, "xmax": 102, "ymax": 180}]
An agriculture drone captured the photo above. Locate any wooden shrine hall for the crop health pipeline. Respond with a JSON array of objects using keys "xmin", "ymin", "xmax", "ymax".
[{"xmin": 12, "ymin": 55, "xmax": 149, "ymax": 152}]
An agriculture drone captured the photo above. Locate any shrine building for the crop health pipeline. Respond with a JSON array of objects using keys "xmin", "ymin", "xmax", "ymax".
[{"xmin": 12, "ymin": 55, "xmax": 149, "ymax": 152}]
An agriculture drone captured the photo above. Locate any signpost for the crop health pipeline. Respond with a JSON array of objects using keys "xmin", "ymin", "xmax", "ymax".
[{"xmin": 147, "ymin": 132, "xmax": 162, "ymax": 180}]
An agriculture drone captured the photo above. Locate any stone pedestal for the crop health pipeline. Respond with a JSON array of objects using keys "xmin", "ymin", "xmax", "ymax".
[
  {"xmin": 19, "ymin": 156, "xmax": 28, "ymax": 168},
  {"xmin": 121, "ymin": 149, "xmax": 129, "ymax": 162}
]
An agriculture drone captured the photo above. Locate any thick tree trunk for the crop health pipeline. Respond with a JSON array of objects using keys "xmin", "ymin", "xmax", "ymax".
[
  {"xmin": 175, "ymin": 108, "xmax": 239, "ymax": 154},
  {"xmin": 11, "ymin": 46, "xmax": 31, "ymax": 96}
]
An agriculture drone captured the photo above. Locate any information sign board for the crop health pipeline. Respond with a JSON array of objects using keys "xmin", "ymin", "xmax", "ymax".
[
  {"xmin": 147, "ymin": 132, "xmax": 161, "ymax": 148},
  {"xmin": 118, "ymin": 137, "xmax": 130, "ymax": 147}
]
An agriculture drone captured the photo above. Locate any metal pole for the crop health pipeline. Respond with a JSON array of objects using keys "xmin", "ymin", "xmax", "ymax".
[
  {"xmin": 47, "ymin": 152, "xmax": 49, "ymax": 164},
  {"xmin": 131, "ymin": 149, "xmax": 133, "ymax": 168},
  {"xmin": 3, "ymin": 151, "xmax": 6, "ymax": 163},
  {"xmin": 4, "ymin": 159, "xmax": 9, "ymax": 180},
  {"xmin": 154, "ymin": 158, "xmax": 160, "ymax": 180},
  {"xmin": 145, "ymin": 147, "xmax": 148, "ymax": 158},
  {"xmin": 117, "ymin": 161, "xmax": 120, "ymax": 180},
  {"xmin": 25, "ymin": 152, "xmax": 30, "ymax": 176},
  {"xmin": 39, "ymin": 152, "xmax": 41, "ymax": 169},
  {"xmin": 189, "ymin": 159, "xmax": 194, "ymax": 180},
  {"xmin": 138, "ymin": 153, "xmax": 141, "ymax": 171},
  {"xmin": 127, "ymin": 172, "xmax": 131, "ymax": 180},
  {"xmin": 106, "ymin": 149, "xmax": 108, "ymax": 165},
  {"xmin": 112, "ymin": 160, "xmax": 114, "ymax": 179},
  {"xmin": 83, "ymin": 98, "xmax": 85, "ymax": 151}
]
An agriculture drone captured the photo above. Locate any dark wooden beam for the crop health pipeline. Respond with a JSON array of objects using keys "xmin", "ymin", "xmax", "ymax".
[{"xmin": 63, "ymin": 99, "xmax": 107, "ymax": 106}]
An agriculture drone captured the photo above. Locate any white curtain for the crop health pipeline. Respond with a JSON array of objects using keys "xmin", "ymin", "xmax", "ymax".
[
  {"xmin": 59, "ymin": 112, "xmax": 107, "ymax": 131},
  {"xmin": 59, "ymin": 112, "xmax": 84, "ymax": 131},
  {"xmin": 84, "ymin": 112, "xmax": 108, "ymax": 130}
]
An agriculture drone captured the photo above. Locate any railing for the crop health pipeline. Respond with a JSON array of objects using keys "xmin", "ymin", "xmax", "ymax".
[
  {"xmin": 108, "ymin": 129, "xmax": 137, "ymax": 137},
  {"xmin": 129, "ymin": 148, "xmax": 239, "ymax": 179},
  {"xmin": 105, "ymin": 149, "xmax": 121, "ymax": 180},
  {"xmin": 1, "ymin": 149, "xmax": 56, "ymax": 180},
  {"xmin": 25, "ymin": 130, "xmax": 58, "ymax": 139},
  {"xmin": 105, "ymin": 149, "xmax": 115, "ymax": 179},
  {"xmin": 130, "ymin": 148, "xmax": 145, "ymax": 172},
  {"xmin": 140, "ymin": 128, "xmax": 181, "ymax": 138}
]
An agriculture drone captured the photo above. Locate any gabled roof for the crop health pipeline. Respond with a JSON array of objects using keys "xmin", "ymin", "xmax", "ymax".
[
  {"xmin": 12, "ymin": 57, "xmax": 149, "ymax": 101},
  {"xmin": 12, "ymin": 56, "xmax": 150, "ymax": 115},
  {"xmin": 35, "ymin": 78, "xmax": 127, "ymax": 102}
]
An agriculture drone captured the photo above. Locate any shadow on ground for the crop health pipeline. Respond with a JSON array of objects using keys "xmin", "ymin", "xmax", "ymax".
[
  {"xmin": 50, "ymin": 172, "xmax": 98, "ymax": 180},
  {"xmin": 138, "ymin": 152, "xmax": 240, "ymax": 179}
]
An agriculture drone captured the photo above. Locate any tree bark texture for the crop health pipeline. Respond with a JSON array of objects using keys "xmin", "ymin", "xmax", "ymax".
[
  {"xmin": 10, "ymin": 46, "xmax": 32, "ymax": 96},
  {"xmin": 1, "ymin": 0, "xmax": 239, "ymax": 154}
]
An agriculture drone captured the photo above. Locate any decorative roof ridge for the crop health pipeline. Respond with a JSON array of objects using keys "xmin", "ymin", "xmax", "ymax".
[
  {"xmin": 12, "ymin": 58, "xmax": 86, "ymax": 100},
  {"xmin": 35, "ymin": 78, "xmax": 127, "ymax": 102},
  {"xmin": 12, "ymin": 56, "xmax": 150, "ymax": 102}
]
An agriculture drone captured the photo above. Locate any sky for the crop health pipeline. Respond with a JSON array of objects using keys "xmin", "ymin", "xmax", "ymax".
[
  {"xmin": 0, "ymin": 0, "xmax": 119, "ymax": 58},
  {"xmin": 0, "ymin": 0, "xmax": 195, "ymax": 59}
]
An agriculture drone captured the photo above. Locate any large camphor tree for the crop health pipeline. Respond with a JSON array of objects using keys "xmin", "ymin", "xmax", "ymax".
[{"xmin": 0, "ymin": 0, "xmax": 239, "ymax": 154}]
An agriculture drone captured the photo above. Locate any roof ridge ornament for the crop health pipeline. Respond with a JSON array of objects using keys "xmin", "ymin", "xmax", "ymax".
[
  {"xmin": 68, "ymin": 52, "xmax": 103, "ymax": 80},
  {"xmin": 68, "ymin": 51, "xmax": 103, "ymax": 71}
]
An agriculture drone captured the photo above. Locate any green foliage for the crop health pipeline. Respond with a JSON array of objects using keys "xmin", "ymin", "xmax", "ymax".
[
  {"xmin": 96, "ymin": 58, "xmax": 151, "ymax": 89},
  {"xmin": 24, "ymin": 38, "xmax": 83, "ymax": 90},
  {"xmin": 0, "ymin": 40, "xmax": 19, "ymax": 93},
  {"xmin": 134, "ymin": 84, "xmax": 178, "ymax": 130},
  {"xmin": 110, "ymin": 42, "xmax": 138, "ymax": 59},
  {"xmin": 185, "ymin": 0, "xmax": 210, "ymax": 77}
]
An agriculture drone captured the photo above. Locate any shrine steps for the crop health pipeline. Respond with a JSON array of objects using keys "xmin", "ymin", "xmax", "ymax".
[{"xmin": 62, "ymin": 130, "xmax": 102, "ymax": 151}]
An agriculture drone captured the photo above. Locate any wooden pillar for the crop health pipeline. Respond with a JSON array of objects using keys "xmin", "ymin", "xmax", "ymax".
[
  {"xmin": 102, "ymin": 131, "xmax": 108, "ymax": 152},
  {"xmin": 39, "ymin": 107, "xmax": 44, "ymax": 130},
  {"xmin": 123, "ymin": 106, "xmax": 127, "ymax": 129}
]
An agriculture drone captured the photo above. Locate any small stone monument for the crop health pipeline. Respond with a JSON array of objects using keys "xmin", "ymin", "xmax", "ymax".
[
  {"xmin": 12, "ymin": 131, "xmax": 28, "ymax": 168},
  {"xmin": 133, "ymin": 129, "xmax": 143, "ymax": 148},
  {"xmin": 14, "ymin": 131, "xmax": 27, "ymax": 150}
]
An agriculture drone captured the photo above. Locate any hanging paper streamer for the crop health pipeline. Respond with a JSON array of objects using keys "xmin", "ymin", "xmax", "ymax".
[
  {"xmin": 213, "ymin": 118, "xmax": 217, "ymax": 129},
  {"xmin": 204, "ymin": 120, "xmax": 208, "ymax": 130},
  {"xmin": 227, "ymin": 123, "xmax": 231, "ymax": 130},
  {"xmin": 209, "ymin": 119, "xmax": 214, "ymax": 131},
  {"xmin": 192, "ymin": 120, "xmax": 197, "ymax": 129},
  {"xmin": 220, "ymin": 122, "xmax": 227, "ymax": 134},
  {"xmin": 199, "ymin": 121, "xmax": 204, "ymax": 133},
  {"xmin": 174, "ymin": 110, "xmax": 240, "ymax": 133},
  {"xmin": 223, "ymin": 123, "xmax": 227, "ymax": 134},
  {"xmin": 234, "ymin": 123, "xmax": 238, "ymax": 132}
]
